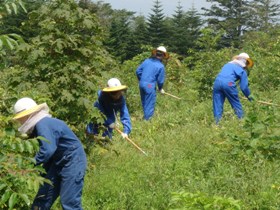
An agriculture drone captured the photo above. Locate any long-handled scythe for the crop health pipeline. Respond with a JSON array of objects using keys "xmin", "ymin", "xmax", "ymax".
[
  {"xmin": 255, "ymin": 100, "xmax": 280, "ymax": 107},
  {"xmin": 163, "ymin": 92, "xmax": 181, "ymax": 100},
  {"xmin": 241, "ymin": 96, "xmax": 280, "ymax": 107},
  {"xmin": 114, "ymin": 127, "xmax": 148, "ymax": 156},
  {"xmin": 113, "ymin": 110, "xmax": 148, "ymax": 156}
]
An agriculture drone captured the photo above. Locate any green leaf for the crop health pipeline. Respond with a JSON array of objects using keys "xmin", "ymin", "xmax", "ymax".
[
  {"xmin": 1, "ymin": 189, "xmax": 11, "ymax": 204},
  {"xmin": 37, "ymin": 136, "xmax": 50, "ymax": 143},
  {"xmin": 11, "ymin": 3, "xmax": 18, "ymax": 14},
  {"xmin": 4, "ymin": 4, "xmax": 12, "ymax": 15},
  {"xmin": 19, "ymin": 193, "xmax": 30, "ymax": 206},
  {"xmin": 0, "ymin": 183, "xmax": 7, "ymax": 191},
  {"xmin": 18, "ymin": 0, "xmax": 27, "ymax": 13},
  {"xmin": 8, "ymin": 192, "xmax": 18, "ymax": 209},
  {"xmin": 24, "ymin": 140, "xmax": 33, "ymax": 153},
  {"xmin": 9, "ymin": 33, "xmax": 24, "ymax": 43},
  {"xmin": 4, "ymin": 37, "xmax": 14, "ymax": 50},
  {"xmin": 16, "ymin": 142, "xmax": 24, "ymax": 153}
]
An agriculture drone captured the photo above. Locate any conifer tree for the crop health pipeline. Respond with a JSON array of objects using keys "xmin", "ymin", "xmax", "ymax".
[
  {"xmin": 202, "ymin": 0, "xmax": 252, "ymax": 48},
  {"xmin": 169, "ymin": 2, "xmax": 186, "ymax": 54},
  {"xmin": 131, "ymin": 15, "xmax": 149, "ymax": 55},
  {"xmin": 105, "ymin": 10, "xmax": 135, "ymax": 62},
  {"xmin": 170, "ymin": 2, "xmax": 202, "ymax": 55},
  {"xmin": 147, "ymin": 0, "xmax": 167, "ymax": 47},
  {"xmin": 249, "ymin": 0, "xmax": 280, "ymax": 31},
  {"xmin": 185, "ymin": 8, "xmax": 203, "ymax": 45}
]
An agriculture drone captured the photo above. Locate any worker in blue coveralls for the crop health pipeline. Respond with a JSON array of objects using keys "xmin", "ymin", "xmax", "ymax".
[
  {"xmin": 213, "ymin": 52, "xmax": 254, "ymax": 124},
  {"xmin": 136, "ymin": 46, "xmax": 169, "ymax": 120},
  {"xmin": 12, "ymin": 97, "xmax": 87, "ymax": 210},
  {"xmin": 86, "ymin": 78, "xmax": 131, "ymax": 139}
]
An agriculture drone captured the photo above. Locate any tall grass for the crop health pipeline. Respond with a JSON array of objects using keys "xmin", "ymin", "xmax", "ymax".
[{"xmin": 81, "ymin": 84, "xmax": 280, "ymax": 209}]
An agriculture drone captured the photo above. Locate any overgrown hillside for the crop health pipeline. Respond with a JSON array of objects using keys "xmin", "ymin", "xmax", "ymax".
[
  {"xmin": 80, "ymin": 34, "xmax": 280, "ymax": 209},
  {"xmin": 0, "ymin": 0, "xmax": 279, "ymax": 209},
  {"xmin": 83, "ymin": 96, "xmax": 280, "ymax": 209}
]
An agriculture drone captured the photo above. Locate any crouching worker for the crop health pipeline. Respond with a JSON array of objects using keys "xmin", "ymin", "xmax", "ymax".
[
  {"xmin": 12, "ymin": 97, "xmax": 87, "ymax": 210},
  {"xmin": 213, "ymin": 52, "xmax": 254, "ymax": 124},
  {"xmin": 86, "ymin": 78, "xmax": 132, "ymax": 140}
]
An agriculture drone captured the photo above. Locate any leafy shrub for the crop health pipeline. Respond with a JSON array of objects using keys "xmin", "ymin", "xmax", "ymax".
[
  {"xmin": 243, "ymin": 30, "xmax": 280, "ymax": 92},
  {"xmin": 224, "ymin": 105, "xmax": 280, "ymax": 159},
  {"xmin": 169, "ymin": 191, "xmax": 243, "ymax": 210},
  {"xmin": 0, "ymin": 116, "xmax": 46, "ymax": 209},
  {"xmin": 183, "ymin": 47, "xmax": 237, "ymax": 101},
  {"xmin": 1, "ymin": 0, "xmax": 118, "ymax": 138}
]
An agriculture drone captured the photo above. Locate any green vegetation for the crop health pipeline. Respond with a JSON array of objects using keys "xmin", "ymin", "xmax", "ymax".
[{"xmin": 0, "ymin": 0, "xmax": 280, "ymax": 209}]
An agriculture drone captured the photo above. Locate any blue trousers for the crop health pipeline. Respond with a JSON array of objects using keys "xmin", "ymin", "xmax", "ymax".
[
  {"xmin": 31, "ymin": 146, "xmax": 87, "ymax": 210},
  {"xmin": 86, "ymin": 122, "xmax": 113, "ymax": 139},
  {"xmin": 213, "ymin": 78, "xmax": 243, "ymax": 124},
  {"xmin": 139, "ymin": 83, "xmax": 157, "ymax": 120}
]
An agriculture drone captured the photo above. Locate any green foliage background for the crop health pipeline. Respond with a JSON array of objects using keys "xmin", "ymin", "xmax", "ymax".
[
  {"xmin": 85, "ymin": 27, "xmax": 280, "ymax": 209},
  {"xmin": 0, "ymin": 0, "xmax": 280, "ymax": 209}
]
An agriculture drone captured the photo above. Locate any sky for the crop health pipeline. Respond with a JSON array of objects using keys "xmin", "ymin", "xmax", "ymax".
[{"xmin": 98, "ymin": 0, "xmax": 212, "ymax": 17}]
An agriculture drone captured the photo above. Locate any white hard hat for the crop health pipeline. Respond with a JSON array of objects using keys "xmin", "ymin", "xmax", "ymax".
[
  {"xmin": 14, "ymin": 97, "xmax": 37, "ymax": 114},
  {"xmin": 13, "ymin": 97, "xmax": 49, "ymax": 120},
  {"xmin": 108, "ymin": 78, "xmax": 121, "ymax": 87},
  {"xmin": 102, "ymin": 78, "xmax": 127, "ymax": 92},
  {"xmin": 236, "ymin": 52, "xmax": 254, "ymax": 68},
  {"xmin": 238, "ymin": 53, "xmax": 250, "ymax": 59},
  {"xmin": 157, "ymin": 46, "xmax": 167, "ymax": 53},
  {"xmin": 152, "ymin": 46, "xmax": 169, "ymax": 59}
]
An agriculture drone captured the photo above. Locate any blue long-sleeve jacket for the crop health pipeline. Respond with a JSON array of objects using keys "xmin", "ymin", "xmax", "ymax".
[
  {"xmin": 94, "ymin": 90, "xmax": 131, "ymax": 134},
  {"xmin": 216, "ymin": 63, "xmax": 251, "ymax": 97},
  {"xmin": 136, "ymin": 58, "xmax": 165, "ymax": 90},
  {"xmin": 32, "ymin": 117, "xmax": 84, "ymax": 166}
]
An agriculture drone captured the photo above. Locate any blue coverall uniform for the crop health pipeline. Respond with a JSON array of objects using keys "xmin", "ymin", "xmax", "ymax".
[
  {"xmin": 213, "ymin": 62, "xmax": 251, "ymax": 124},
  {"xmin": 86, "ymin": 90, "xmax": 132, "ymax": 138},
  {"xmin": 136, "ymin": 57, "xmax": 165, "ymax": 120},
  {"xmin": 31, "ymin": 117, "xmax": 87, "ymax": 210}
]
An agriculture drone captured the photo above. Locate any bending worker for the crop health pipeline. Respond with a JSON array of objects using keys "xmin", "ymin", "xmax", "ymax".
[
  {"xmin": 212, "ymin": 52, "xmax": 254, "ymax": 124},
  {"xmin": 12, "ymin": 97, "xmax": 87, "ymax": 210},
  {"xmin": 136, "ymin": 46, "xmax": 169, "ymax": 120},
  {"xmin": 86, "ymin": 78, "xmax": 132, "ymax": 139}
]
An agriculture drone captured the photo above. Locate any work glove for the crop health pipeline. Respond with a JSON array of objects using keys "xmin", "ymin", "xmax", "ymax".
[
  {"xmin": 108, "ymin": 123, "xmax": 116, "ymax": 129},
  {"xmin": 248, "ymin": 95, "xmax": 255, "ymax": 102},
  {"xmin": 159, "ymin": 89, "xmax": 165, "ymax": 94},
  {"xmin": 121, "ymin": 133, "xmax": 128, "ymax": 139}
]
